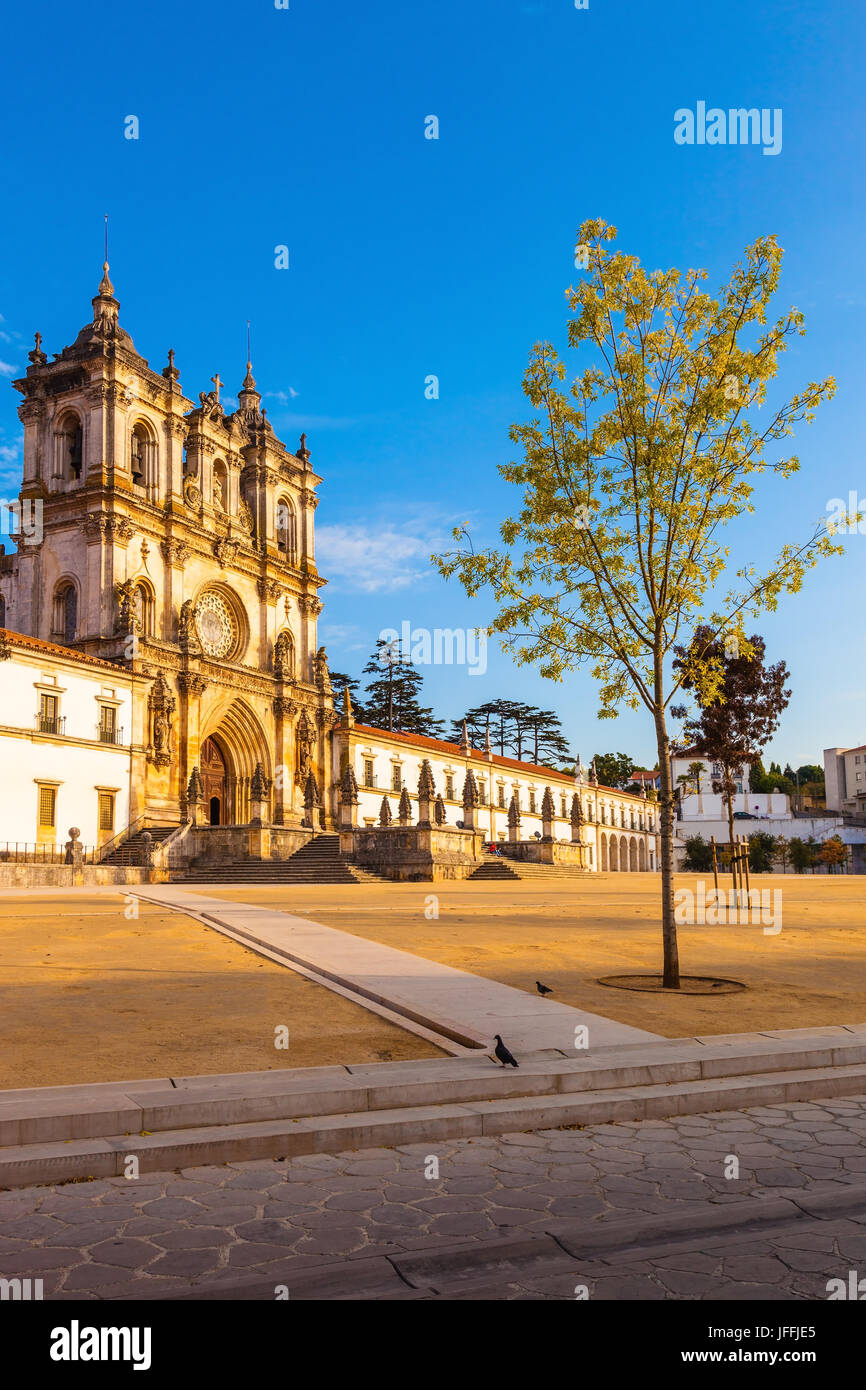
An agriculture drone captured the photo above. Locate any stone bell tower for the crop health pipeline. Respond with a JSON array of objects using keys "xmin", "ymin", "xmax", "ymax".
[{"xmin": 3, "ymin": 259, "xmax": 337, "ymax": 831}]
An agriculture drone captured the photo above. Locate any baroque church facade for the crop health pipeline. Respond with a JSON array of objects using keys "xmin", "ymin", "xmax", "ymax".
[{"xmin": 0, "ymin": 261, "xmax": 336, "ymax": 834}]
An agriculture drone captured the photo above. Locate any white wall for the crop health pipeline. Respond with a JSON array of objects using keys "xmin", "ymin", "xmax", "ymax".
[{"xmin": 0, "ymin": 647, "xmax": 132, "ymax": 848}]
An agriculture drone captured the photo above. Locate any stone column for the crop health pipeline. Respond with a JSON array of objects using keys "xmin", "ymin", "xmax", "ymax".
[
  {"xmin": 541, "ymin": 785, "xmax": 555, "ymax": 842},
  {"xmin": 462, "ymin": 768, "xmax": 479, "ymax": 831},
  {"xmin": 417, "ymin": 759, "xmax": 435, "ymax": 828},
  {"xmin": 339, "ymin": 763, "xmax": 359, "ymax": 830},
  {"xmin": 250, "ymin": 762, "xmax": 271, "ymax": 826},
  {"xmin": 186, "ymin": 767, "xmax": 204, "ymax": 826}
]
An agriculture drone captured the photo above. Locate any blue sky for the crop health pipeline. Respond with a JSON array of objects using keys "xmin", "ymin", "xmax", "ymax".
[{"xmin": 1, "ymin": 0, "xmax": 863, "ymax": 770}]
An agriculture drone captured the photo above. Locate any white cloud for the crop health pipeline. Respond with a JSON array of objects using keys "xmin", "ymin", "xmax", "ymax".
[
  {"xmin": 316, "ymin": 522, "xmax": 447, "ymax": 592},
  {"xmin": 265, "ymin": 388, "xmax": 299, "ymax": 403},
  {"xmin": 0, "ymin": 361, "xmax": 17, "ymax": 377}
]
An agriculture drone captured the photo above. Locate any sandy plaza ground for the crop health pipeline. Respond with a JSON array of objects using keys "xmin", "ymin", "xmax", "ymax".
[{"xmin": 0, "ymin": 874, "xmax": 863, "ymax": 1089}]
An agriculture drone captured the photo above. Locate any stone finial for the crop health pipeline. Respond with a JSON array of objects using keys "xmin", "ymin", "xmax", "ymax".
[
  {"xmin": 433, "ymin": 794, "xmax": 446, "ymax": 825},
  {"xmin": 64, "ymin": 827, "xmax": 83, "ymax": 866},
  {"xmin": 589, "ymin": 758, "xmax": 598, "ymax": 785},
  {"xmin": 187, "ymin": 767, "xmax": 204, "ymax": 803},
  {"xmin": 483, "ymin": 724, "xmax": 492, "ymax": 756},
  {"xmin": 251, "ymin": 761, "xmax": 270, "ymax": 800},
  {"xmin": 340, "ymin": 763, "xmax": 360, "ymax": 805},
  {"xmin": 297, "ymin": 432, "xmax": 311, "ymax": 463},
  {"xmin": 507, "ymin": 793, "xmax": 521, "ymax": 828},
  {"xmin": 541, "ymin": 786, "xmax": 556, "ymax": 820},
  {"xmin": 462, "ymin": 768, "xmax": 479, "ymax": 808},
  {"xmin": 418, "ymin": 759, "xmax": 436, "ymax": 800},
  {"xmin": 570, "ymin": 792, "xmax": 584, "ymax": 826},
  {"xmin": 28, "ymin": 331, "xmax": 47, "ymax": 367},
  {"xmin": 98, "ymin": 260, "xmax": 114, "ymax": 297},
  {"xmin": 341, "ymin": 684, "xmax": 355, "ymax": 728},
  {"xmin": 378, "ymin": 796, "xmax": 392, "ymax": 827},
  {"xmin": 458, "ymin": 719, "xmax": 470, "ymax": 753},
  {"xmin": 398, "ymin": 787, "xmax": 412, "ymax": 825},
  {"xmin": 575, "ymin": 754, "xmax": 585, "ymax": 784},
  {"xmin": 304, "ymin": 770, "xmax": 320, "ymax": 808}
]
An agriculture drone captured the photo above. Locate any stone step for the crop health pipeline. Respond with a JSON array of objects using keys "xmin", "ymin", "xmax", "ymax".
[
  {"xmin": 2, "ymin": 1061, "xmax": 865, "ymax": 1188},
  {"xmin": 1, "ymin": 1035, "xmax": 864, "ymax": 1187}
]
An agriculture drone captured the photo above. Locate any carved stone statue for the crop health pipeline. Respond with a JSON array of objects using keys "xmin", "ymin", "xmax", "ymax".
[
  {"xmin": 313, "ymin": 645, "xmax": 332, "ymax": 692},
  {"xmin": 179, "ymin": 599, "xmax": 200, "ymax": 653},
  {"xmin": 274, "ymin": 630, "xmax": 294, "ymax": 681},
  {"xmin": 295, "ymin": 708, "xmax": 313, "ymax": 787}
]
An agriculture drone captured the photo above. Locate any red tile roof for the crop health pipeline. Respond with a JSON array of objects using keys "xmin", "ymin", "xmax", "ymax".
[
  {"xmin": 342, "ymin": 723, "xmax": 648, "ymax": 801},
  {"xmin": 0, "ymin": 628, "xmax": 129, "ymax": 674}
]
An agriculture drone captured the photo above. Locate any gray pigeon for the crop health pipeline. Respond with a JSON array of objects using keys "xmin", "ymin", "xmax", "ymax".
[{"xmin": 494, "ymin": 1034, "xmax": 519, "ymax": 1068}]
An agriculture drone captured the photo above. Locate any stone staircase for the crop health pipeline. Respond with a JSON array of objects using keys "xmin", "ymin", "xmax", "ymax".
[
  {"xmin": 177, "ymin": 833, "xmax": 379, "ymax": 885},
  {"xmin": 101, "ymin": 825, "xmax": 177, "ymax": 866},
  {"xmin": 468, "ymin": 858, "xmax": 522, "ymax": 881},
  {"xmin": 2, "ymin": 1028, "xmax": 864, "ymax": 1188}
]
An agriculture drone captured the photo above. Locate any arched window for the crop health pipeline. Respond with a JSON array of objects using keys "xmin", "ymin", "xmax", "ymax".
[
  {"xmin": 276, "ymin": 498, "xmax": 297, "ymax": 560},
  {"xmin": 53, "ymin": 582, "xmax": 78, "ymax": 643},
  {"xmin": 134, "ymin": 583, "xmax": 153, "ymax": 637},
  {"xmin": 54, "ymin": 412, "xmax": 83, "ymax": 482},
  {"xmin": 131, "ymin": 420, "xmax": 158, "ymax": 490}
]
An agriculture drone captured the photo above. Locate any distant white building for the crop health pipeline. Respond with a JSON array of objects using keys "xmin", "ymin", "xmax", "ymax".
[
  {"xmin": 824, "ymin": 744, "xmax": 866, "ymax": 815},
  {"xmin": 332, "ymin": 721, "xmax": 660, "ymax": 871},
  {"xmin": 671, "ymin": 748, "xmax": 789, "ymax": 822},
  {"xmin": 0, "ymin": 629, "xmax": 132, "ymax": 851}
]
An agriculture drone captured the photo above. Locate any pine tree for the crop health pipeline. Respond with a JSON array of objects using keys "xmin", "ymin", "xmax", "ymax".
[
  {"xmin": 329, "ymin": 671, "xmax": 366, "ymax": 723},
  {"xmin": 361, "ymin": 638, "xmax": 446, "ymax": 738}
]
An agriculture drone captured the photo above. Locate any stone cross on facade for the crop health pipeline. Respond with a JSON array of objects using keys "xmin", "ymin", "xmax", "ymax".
[{"xmin": 211, "ymin": 373, "xmax": 223, "ymax": 402}]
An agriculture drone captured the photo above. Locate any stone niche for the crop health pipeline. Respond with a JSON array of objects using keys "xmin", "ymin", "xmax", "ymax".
[{"xmin": 346, "ymin": 825, "xmax": 485, "ymax": 881}]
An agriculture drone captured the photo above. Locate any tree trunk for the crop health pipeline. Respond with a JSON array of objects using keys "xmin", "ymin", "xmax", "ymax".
[{"xmin": 654, "ymin": 706, "xmax": 680, "ymax": 989}]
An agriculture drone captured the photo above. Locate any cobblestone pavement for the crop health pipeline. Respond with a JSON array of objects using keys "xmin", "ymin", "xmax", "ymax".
[{"xmin": 2, "ymin": 1095, "xmax": 865, "ymax": 1300}]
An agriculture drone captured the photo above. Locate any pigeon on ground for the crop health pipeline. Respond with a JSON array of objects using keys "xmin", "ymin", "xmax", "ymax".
[
  {"xmin": 536, "ymin": 981, "xmax": 553, "ymax": 996},
  {"xmin": 494, "ymin": 1034, "xmax": 519, "ymax": 1068}
]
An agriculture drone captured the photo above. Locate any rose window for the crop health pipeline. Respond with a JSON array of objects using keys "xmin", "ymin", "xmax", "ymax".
[{"xmin": 195, "ymin": 591, "xmax": 237, "ymax": 659}]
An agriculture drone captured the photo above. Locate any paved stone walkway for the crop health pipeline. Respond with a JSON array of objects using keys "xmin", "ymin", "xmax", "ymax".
[
  {"xmin": 133, "ymin": 886, "xmax": 658, "ymax": 1052},
  {"xmin": 2, "ymin": 1094, "xmax": 865, "ymax": 1300}
]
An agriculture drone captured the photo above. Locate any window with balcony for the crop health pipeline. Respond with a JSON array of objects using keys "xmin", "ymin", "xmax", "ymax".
[
  {"xmin": 37, "ymin": 693, "xmax": 64, "ymax": 736},
  {"xmin": 445, "ymin": 774, "xmax": 454, "ymax": 800},
  {"xmin": 391, "ymin": 765, "xmax": 402, "ymax": 792},
  {"xmin": 363, "ymin": 759, "xmax": 375, "ymax": 787},
  {"xmin": 97, "ymin": 705, "xmax": 121, "ymax": 745}
]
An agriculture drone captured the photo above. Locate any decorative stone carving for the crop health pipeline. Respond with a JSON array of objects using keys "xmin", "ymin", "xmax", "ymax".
[
  {"xmin": 541, "ymin": 785, "xmax": 556, "ymax": 842},
  {"xmin": 214, "ymin": 538, "xmax": 238, "ymax": 568},
  {"xmin": 107, "ymin": 516, "xmax": 135, "ymax": 545},
  {"xmin": 0, "ymin": 633, "xmax": 10, "ymax": 661},
  {"xmin": 295, "ymin": 708, "xmax": 314, "ymax": 787},
  {"xmin": 417, "ymin": 759, "xmax": 436, "ymax": 828},
  {"xmin": 250, "ymin": 761, "xmax": 271, "ymax": 825},
  {"xmin": 313, "ymin": 645, "xmax": 332, "ymax": 694},
  {"xmin": 238, "ymin": 497, "xmax": 255, "ymax": 535},
  {"xmin": 272, "ymin": 695, "xmax": 296, "ymax": 720},
  {"xmin": 114, "ymin": 579, "xmax": 140, "ymax": 636},
  {"xmin": 147, "ymin": 671, "xmax": 176, "ymax": 768},
  {"xmin": 183, "ymin": 477, "xmax": 202, "ymax": 509},
  {"xmin": 570, "ymin": 792, "xmax": 584, "ymax": 844},
  {"xmin": 398, "ymin": 787, "xmax": 412, "ymax": 827},
  {"xmin": 177, "ymin": 671, "xmax": 208, "ymax": 697},
  {"xmin": 378, "ymin": 796, "xmax": 392, "ymax": 827},
  {"xmin": 273, "ymin": 630, "xmax": 294, "ymax": 681},
  {"xmin": 179, "ymin": 599, "xmax": 201, "ymax": 654},
  {"xmin": 507, "ymin": 792, "xmax": 521, "ymax": 844},
  {"xmin": 303, "ymin": 770, "xmax": 320, "ymax": 829},
  {"xmin": 161, "ymin": 539, "xmax": 191, "ymax": 568},
  {"xmin": 433, "ymin": 794, "xmax": 446, "ymax": 826}
]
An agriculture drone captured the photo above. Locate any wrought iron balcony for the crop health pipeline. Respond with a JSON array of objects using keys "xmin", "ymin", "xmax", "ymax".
[
  {"xmin": 97, "ymin": 723, "xmax": 124, "ymax": 745},
  {"xmin": 35, "ymin": 713, "xmax": 65, "ymax": 736}
]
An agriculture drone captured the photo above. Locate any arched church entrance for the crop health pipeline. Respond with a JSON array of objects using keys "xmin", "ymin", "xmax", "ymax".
[
  {"xmin": 201, "ymin": 736, "xmax": 227, "ymax": 825},
  {"xmin": 198, "ymin": 699, "xmax": 273, "ymax": 827}
]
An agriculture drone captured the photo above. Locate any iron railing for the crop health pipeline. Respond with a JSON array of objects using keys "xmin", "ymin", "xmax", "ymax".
[
  {"xmin": 96, "ymin": 723, "xmax": 124, "ymax": 744},
  {"xmin": 0, "ymin": 840, "xmax": 98, "ymax": 865},
  {"xmin": 34, "ymin": 714, "xmax": 66, "ymax": 736}
]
